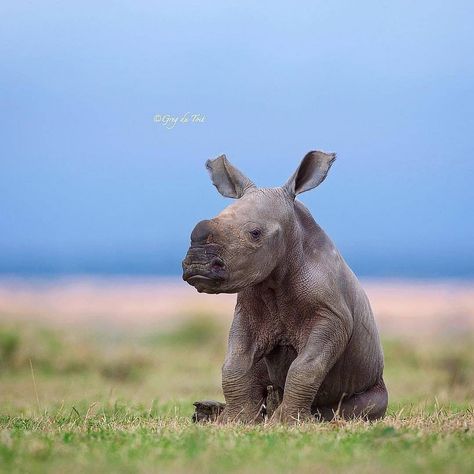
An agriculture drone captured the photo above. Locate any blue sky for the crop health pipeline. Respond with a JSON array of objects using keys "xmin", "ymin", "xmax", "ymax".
[{"xmin": 1, "ymin": 1, "xmax": 473, "ymax": 277}]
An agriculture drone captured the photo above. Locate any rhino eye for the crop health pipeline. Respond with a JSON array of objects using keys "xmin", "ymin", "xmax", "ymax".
[{"xmin": 249, "ymin": 228, "xmax": 262, "ymax": 239}]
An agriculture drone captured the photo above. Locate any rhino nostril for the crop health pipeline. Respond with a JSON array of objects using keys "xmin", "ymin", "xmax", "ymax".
[{"xmin": 210, "ymin": 258, "xmax": 225, "ymax": 272}]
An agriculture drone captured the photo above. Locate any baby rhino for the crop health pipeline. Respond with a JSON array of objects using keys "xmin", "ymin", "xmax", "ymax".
[{"xmin": 182, "ymin": 151, "xmax": 388, "ymax": 424}]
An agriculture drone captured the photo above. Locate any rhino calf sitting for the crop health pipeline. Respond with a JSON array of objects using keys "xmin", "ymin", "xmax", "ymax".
[{"xmin": 182, "ymin": 151, "xmax": 388, "ymax": 424}]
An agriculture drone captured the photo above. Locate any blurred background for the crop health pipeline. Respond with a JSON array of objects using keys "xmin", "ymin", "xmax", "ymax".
[{"xmin": 0, "ymin": 0, "xmax": 473, "ymax": 425}]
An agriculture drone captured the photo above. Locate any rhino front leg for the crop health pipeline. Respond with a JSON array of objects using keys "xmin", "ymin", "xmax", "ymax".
[
  {"xmin": 217, "ymin": 308, "xmax": 270, "ymax": 424},
  {"xmin": 270, "ymin": 317, "xmax": 350, "ymax": 424},
  {"xmin": 218, "ymin": 357, "xmax": 269, "ymax": 423}
]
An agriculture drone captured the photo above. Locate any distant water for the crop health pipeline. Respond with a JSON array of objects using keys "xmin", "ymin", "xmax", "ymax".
[{"xmin": 0, "ymin": 251, "xmax": 473, "ymax": 279}]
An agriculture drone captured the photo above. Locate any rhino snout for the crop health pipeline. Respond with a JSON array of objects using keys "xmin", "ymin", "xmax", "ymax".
[
  {"xmin": 191, "ymin": 219, "xmax": 213, "ymax": 244},
  {"xmin": 182, "ymin": 247, "xmax": 227, "ymax": 293}
]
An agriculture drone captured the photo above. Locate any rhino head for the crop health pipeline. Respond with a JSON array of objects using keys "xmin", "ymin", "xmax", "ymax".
[{"xmin": 182, "ymin": 151, "xmax": 336, "ymax": 294}]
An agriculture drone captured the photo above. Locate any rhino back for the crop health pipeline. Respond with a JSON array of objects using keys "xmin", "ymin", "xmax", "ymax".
[{"xmin": 294, "ymin": 200, "xmax": 384, "ymax": 400}]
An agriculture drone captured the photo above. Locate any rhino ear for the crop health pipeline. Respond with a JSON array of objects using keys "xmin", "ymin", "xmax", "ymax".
[
  {"xmin": 205, "ymin": 154, "xmax": 255, "ymax": 198},
  {"xmin": 284, "ymin": 150, "xmax": 336, "ymax": 198}
]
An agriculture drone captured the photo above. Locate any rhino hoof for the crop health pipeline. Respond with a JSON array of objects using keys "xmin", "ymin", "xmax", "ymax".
[{"xmin": 192, "ymin": 400, "xmax": 226, "ymax": 423}]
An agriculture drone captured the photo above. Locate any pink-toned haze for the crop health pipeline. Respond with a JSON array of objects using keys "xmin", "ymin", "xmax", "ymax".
[{"xmin": 0, "ymin": 278, "xmax": 472, "ymax": 337}]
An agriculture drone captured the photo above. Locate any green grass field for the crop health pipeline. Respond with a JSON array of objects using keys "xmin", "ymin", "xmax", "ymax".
[{"xmin": 0, "ymin": 317, "xmax": 472, "ymax": 473}]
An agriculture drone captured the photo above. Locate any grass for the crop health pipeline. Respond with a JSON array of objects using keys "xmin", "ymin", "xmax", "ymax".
[{"xmin": 0, "ymin": 317, "xmax": 472, "ymax": 473}]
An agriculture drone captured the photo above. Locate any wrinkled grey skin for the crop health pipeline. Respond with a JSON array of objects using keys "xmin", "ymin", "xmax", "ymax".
[{"xmin": 182, "ymin": 151, "xmax": 388, "ymax": 424}]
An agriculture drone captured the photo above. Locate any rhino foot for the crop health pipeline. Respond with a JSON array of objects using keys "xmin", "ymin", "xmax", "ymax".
[
  {"xmin": 192, "ymin": 400, "xmax": 226, "ymax": 423},
  {"xmin": 193, "ymin": 385, "xmax": 282, "ymax": 423}
]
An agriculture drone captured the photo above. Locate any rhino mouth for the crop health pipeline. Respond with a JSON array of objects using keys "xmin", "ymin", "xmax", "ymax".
[{"xmin": 182, "ymin": 251, "xmax": 227, "ymax": 293}]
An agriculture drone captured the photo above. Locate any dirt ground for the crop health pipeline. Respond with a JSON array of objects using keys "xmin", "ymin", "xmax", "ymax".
[{"xmin": 0, "ymin": 277, "xmax": 472, "ymax": 337}]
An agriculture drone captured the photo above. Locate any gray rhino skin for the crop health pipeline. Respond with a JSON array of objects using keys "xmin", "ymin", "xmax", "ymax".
[{"xmin": 182, "ymin": 151, "xmax": 388, "ymax": 424}]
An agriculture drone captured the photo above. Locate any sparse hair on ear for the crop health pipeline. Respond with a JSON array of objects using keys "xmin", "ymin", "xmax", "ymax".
[
  {"xmin": 206, "ymin": 154, "xmax": 255, "ymax": 199},
  {"xmin": 284, "ymin": 150, "xmax": 336, "ymax": 198}
]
